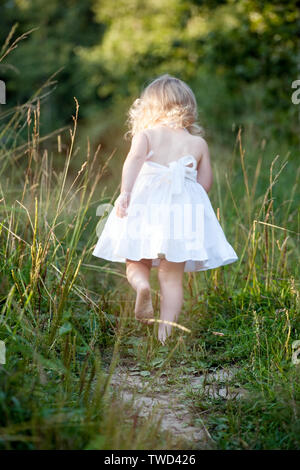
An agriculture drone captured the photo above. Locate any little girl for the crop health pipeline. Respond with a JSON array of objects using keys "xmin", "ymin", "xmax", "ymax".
[{"xmin": 92, "ymin": 74, "xmax": 238, "ymax": 344}]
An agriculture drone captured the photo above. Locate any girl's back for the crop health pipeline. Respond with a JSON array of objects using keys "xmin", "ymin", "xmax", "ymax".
[
  {"xmin": 144, "ymin": 125, "xmax": 204, "ymax": 168},
  {"xmin": 92, "ymin": 74, "xmax": 238, "ymax": 343}
]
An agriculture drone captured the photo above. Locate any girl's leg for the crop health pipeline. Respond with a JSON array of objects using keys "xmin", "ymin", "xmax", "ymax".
[
  {"xmin": 157, "ymin": 259, "xmax": 185, "ymax": 344},
  {"xmin": 126, "ymin": 258, "xmax": 154, "ymax": 322}
]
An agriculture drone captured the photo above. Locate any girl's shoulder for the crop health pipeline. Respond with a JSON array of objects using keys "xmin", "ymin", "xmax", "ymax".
[
  {"xmin": 129, "ymin": 130, "xmax": 150, "ymax": 155},
  {"xmin": 193, "ymin": 135, "xmax": 209, "ymax": 151}
]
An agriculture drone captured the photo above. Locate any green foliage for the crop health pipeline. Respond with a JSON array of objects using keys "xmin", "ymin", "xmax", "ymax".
[
  {"xmin": 0, "ymin": 0, "xmax": 105, "ymax": 131},
  {"xmin": 0, "ymin": 0, "xmax": 298, "ymax": 143}
]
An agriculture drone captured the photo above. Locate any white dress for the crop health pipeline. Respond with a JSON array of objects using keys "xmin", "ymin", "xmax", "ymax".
[{"xmin": 92, "ymin": 150, "xmax": 238, "ymax": 272}]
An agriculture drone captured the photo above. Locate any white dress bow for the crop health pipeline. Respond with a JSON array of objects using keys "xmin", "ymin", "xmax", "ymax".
[{"xmin": 142, "ymin": 154, "xmax": 198, "ymax": 195}]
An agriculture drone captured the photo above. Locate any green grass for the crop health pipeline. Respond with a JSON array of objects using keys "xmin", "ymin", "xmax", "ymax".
[
  {"xmin": 0, "ymin": 95, "xmax": 177, "ymax": 450},
  {"xmin": 0, "ymin": 61, "xmax": 299, "ymax": 449}
]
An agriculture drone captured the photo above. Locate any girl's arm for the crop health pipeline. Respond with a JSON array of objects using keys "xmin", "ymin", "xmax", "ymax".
[
  {"xmin": 120, "ymin": 130, "xmax": 148, "ymax": 193},
  {"xmin": 196, "ymin": 138, "xmax": 213, "ymax": 193},
  {"xmin": 115, "ymin": 131, "xmax": 148, "ymax": 218}
]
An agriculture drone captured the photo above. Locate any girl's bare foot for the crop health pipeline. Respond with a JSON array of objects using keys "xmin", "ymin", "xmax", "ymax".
[
  {"xmin": 158, "ymin": 328, "xmax": 167, "ymax": 345},
  {"xmin": 135, "ymin": 285, "xmax": 154, "ymax": 324},
  {"xmin": 158, "ymin": 320, "xmax": 171, "ymax": 345}
]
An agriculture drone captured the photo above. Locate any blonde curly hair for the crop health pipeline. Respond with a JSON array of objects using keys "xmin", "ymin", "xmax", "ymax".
[{"xmin": 124, "ymin": 74, "xmax": 204, "ymax": 140}]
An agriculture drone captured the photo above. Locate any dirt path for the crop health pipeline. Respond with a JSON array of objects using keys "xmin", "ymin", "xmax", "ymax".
[{"xmin": 107, "ymin": 364, "xmax": 247, "ymax": 449}]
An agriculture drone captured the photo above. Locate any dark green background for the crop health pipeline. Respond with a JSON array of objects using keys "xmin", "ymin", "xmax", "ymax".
[{"xmin": 1, "ymin": 0, "xmax": 298, "ymax": 152}]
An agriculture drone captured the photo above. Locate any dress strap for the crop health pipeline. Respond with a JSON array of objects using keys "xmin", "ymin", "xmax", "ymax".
[{"xmin": 145, "ymin": 149, "xmax": 154, "ymax": 160}]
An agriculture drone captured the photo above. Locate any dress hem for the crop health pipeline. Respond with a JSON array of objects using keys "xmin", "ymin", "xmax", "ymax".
[{"xmin": 92, "ymin": 250, "xmax": 238, "ymax": 272}]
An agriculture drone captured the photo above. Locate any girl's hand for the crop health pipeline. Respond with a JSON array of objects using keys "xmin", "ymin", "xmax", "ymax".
[{"xmin": 114, "ymin": 191, "xmax": 131, "ymax": 218}]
